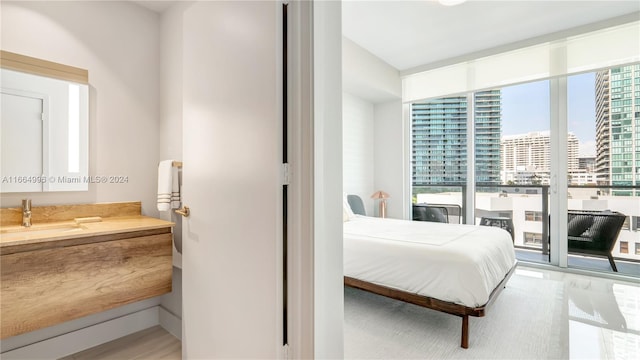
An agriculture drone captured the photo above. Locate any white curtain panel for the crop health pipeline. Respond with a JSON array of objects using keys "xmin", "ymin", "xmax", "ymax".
[{"xmin": 402, "ymin": 21, "xmax": 640, "ymax": 103}]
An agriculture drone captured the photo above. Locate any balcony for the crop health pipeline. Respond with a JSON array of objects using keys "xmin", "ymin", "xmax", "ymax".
[
  {"xmin": 516, "ymin": 248, "xmax": 640, "ymax": 276},
  {"xmin": 413, "ymin": 184, "xmax": 640, "ymax": 277}
]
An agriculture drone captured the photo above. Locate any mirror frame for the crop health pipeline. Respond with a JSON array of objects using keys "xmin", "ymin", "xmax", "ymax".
[{"xmin": 1, "ymin": 50, "xmax": 88, "ymax": 85}]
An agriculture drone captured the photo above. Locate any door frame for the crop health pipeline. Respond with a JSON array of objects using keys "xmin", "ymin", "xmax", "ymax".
[{"xmin": 286, "ymin": 1, "xmax": 344, "ymax": 358}]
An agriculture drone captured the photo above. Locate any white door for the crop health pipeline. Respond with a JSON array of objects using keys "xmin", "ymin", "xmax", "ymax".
[
  {"xmin": 181, "ymin": 1, "xmax": 282, "ymax": 358},
  {"xmin": 0, "ymin": 90, "xmax": 44, "ymax": 192}
]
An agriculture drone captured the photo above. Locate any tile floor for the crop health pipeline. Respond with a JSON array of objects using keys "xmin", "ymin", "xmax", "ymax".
[
  {"xmin": 345, "ymin": 265, "xmax": 640, "ymax": 359},
  {"xmin": 513, "ymin": 266, "xmax": 639, "ymax": 359}
]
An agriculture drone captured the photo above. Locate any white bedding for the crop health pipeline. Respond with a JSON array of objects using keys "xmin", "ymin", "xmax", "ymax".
[{"xmin": 344, "ymin": 215, "xmax": 517, "ymax": 308}]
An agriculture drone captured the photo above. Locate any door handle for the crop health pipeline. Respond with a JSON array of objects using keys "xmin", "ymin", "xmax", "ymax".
[{"xmin": 175, "ymin": 206, "xmax": 190, "ymax": 217}]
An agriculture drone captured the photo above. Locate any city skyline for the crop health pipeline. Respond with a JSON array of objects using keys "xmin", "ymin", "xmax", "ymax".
[
  {"xmin": 501, "ymin": 72, "xmax": 597, "ymax": 156},
  {"xmin": 412, "ymin": 64, "xmax": 639, "ymax": 189}
]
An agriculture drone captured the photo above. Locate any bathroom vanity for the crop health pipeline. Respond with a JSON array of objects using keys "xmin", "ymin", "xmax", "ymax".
[{"xmin": 0, "ymin": 201, "xmax": 173, "ymax": 339}]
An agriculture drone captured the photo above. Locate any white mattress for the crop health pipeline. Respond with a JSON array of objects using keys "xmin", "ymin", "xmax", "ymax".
[{"xmin": 344, "ymin": 216, "xmax": 517, "ymax": 308}]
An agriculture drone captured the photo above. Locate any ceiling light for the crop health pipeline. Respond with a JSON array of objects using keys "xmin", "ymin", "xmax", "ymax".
[{"xmin": 439, "ymin": 0, "xmax": 467, "ymax": 6}]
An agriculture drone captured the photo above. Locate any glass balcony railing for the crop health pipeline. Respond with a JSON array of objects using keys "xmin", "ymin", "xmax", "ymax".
[{"xmin": 413, "ymin": 184, "xmax": 640, "ymax": 276}]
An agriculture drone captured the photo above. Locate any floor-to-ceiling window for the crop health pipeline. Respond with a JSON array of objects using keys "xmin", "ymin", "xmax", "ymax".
[
  {"xmin": 566, "ymin": 65, "xmax": 640, "ymax": 276},
  {"xmin": 410, "ymin": 66, "xmax": 640, "ymax": 276},
  {"xmin": 474, "ymin": 80, "xmax": 552, "ymax": 264},
  {"xmin": 406, "ymin": 20, "xmax": 639, "ymax": 278}
]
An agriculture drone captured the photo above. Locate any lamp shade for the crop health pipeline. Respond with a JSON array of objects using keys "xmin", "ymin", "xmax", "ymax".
[{"xmin": 371, "ymin": 190, "xmax": 390, "ymax": 199}]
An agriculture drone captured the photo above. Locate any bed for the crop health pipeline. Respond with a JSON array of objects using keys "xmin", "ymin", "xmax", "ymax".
[{"xmin": 343, "ymin": 209, "xmax": 517, "ymax": 348}]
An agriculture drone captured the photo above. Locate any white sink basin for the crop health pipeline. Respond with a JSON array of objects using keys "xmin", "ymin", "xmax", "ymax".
[{"xmin": 0, "ymin": 224, "xmax": 84, "ymax": 241}]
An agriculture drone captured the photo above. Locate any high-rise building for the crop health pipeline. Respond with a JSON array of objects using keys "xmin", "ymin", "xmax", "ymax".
[
  {"xmin": 411, "ymin": 91, "xmax": 501, "ymax": 185},
  {"xmin": 501, "ymin": 131, "xmax": 579, "ymax": 173},
  {"xmin": 412, "ymin": 96, "xmax": 467, "ymax": 185},
  {"xmin": 577, "ymin": 156, "xmax": 596, "ymax": 172},
  {"xmin": 595, "ymin": 65, "xmax": 640, "ymax": 189},
  {"xmin": 475, "ymin": 90, "xmax": 502, "ymax": 183}
]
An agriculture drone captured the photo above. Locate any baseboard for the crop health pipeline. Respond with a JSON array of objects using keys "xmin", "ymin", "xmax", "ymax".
[
  {"xmin": 1, "ymin": 307, "xmax": 160, "ymax": 359},
  {"xmin": 159, "ymin": 306, "xmax": 182, "ymax": 340}
]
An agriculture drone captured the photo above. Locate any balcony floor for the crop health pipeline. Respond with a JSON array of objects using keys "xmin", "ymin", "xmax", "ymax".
[{"xmin": 516, "ymin": 248, "xmax": 640, "ymax": 277}]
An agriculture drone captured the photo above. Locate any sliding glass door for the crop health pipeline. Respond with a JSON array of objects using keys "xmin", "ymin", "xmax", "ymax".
[
  {"xmin": 565, "ymin": 65, "xmax": 640, "ymax": 276},
  {"xmin": 474, "ymin": 82, "xmax": 552, "ymax": 264},
  {"xmin": 410, "ymin": 68, "xmax": 639, "ymax": 278}
]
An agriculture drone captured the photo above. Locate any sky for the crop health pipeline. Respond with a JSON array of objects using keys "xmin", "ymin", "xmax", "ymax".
[{"xmin": 501, "ymin": 72, "xmax": 597, "ymax": 156}]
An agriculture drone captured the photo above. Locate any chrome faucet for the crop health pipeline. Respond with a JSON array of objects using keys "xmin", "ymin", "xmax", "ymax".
[{"xmin": 22, "ymin": 199, "xmax": 32, "ymax": 227}]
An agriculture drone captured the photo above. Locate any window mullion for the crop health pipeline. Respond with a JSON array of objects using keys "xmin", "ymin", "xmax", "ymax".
[
  {"xmin": 549, "ymin": 76, "xmax": 569, "ymax": 267},
  {"xmin": 466, "ymin": 92, "xmax": 475, "ymax": 224}
]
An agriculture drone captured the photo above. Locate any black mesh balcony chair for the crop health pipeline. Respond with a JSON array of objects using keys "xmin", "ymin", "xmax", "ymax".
[
  {"xmin": 567, "ymin": 210, "xmax": 626, "ymax": 272},
  {"xmin": 412, "ymin": 204, "xmax": 448, "ymax": 223}
]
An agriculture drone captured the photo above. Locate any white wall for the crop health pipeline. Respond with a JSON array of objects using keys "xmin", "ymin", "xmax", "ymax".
[
  {"xmin": 159, "ymin": 3, "xmax": 185, "ymax": 165},
  {"xmin": 342, "ymin": 37, "xmax": 401, "ymax": 103},
  {"xmin": 0, "ymin": 1, "xmax": 161, "ymax": 217},
  {"xmin": 314, "ymin": 1, "xmax": 344, "ymax": 358},
  {"xmin": 0, "ymin": 0, "xmax": 164, "ymax": 351},
  {"xmin": 157, "ymin": 2, "xmax": 191, "ymax": 333},
  {"xmin": 342, "ymin": 93, "xmax": 375, "ymax": 215},
  {"xmin": 341, "ymin": 35, "xmax": 403, "ymax": 218},
  {"xmin": 374, "ymin": 100, "xmax": 406, "ymax": 219}
]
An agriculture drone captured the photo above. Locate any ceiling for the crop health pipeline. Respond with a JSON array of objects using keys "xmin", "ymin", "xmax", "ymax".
[
  {"xmin": 131, "ymin": 0, "xmax": 176, "ymax": 13},
  {"xmin": 342, "ymin": 0, "xmax": 640, "ymax": 73},
  {"xmin": 132, "ymin": 1, "xmax": 639, "ymax": 74}
]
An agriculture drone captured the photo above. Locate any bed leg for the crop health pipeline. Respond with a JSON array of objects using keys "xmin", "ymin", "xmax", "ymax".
[{"xmin": 461, "ymin": 315, "xmax": 469, "ymax": 349}]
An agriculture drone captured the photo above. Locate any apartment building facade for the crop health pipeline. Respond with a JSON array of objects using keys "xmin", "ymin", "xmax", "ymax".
[
  {"xmin": 501, "ymin": 131, "xmax": 579, "ymax": 184},
  {"xmin": 412, "ymin": 91, "xmax": 501, "ymax": 185},
  {"xmin": 595, "ymin": 65, "xmax": 640, "ymax": 192}
]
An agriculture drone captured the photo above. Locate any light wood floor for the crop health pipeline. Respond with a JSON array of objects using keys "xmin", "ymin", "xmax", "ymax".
[{"xmin": 60, "ymin": 326, "xmax": 181, "ymax": 360}]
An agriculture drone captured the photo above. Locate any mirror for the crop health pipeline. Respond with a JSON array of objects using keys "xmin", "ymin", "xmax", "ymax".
[{"xmin": 1, "ymin": 51, "xmax": 89, "ymax": 192}]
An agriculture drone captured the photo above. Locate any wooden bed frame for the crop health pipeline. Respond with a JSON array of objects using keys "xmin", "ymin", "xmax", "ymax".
[{"xmin": 344, "ymin": 262, "xmax": 517, "ymax": 349}]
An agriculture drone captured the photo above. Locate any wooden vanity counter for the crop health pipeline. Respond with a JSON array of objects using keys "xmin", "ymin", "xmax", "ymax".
[
  {"xmin": 0, "ymin": 202, "xmax": 174, "ymax": 339},
  {"xmin": 1, "ymin": 216, "xmax": 174, "ymax": 254}
]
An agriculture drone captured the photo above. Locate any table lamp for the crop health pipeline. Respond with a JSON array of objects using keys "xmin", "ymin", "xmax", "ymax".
[{"xmin": 371, "ymin": 190, "xmax": 390, "ymax": 218}]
